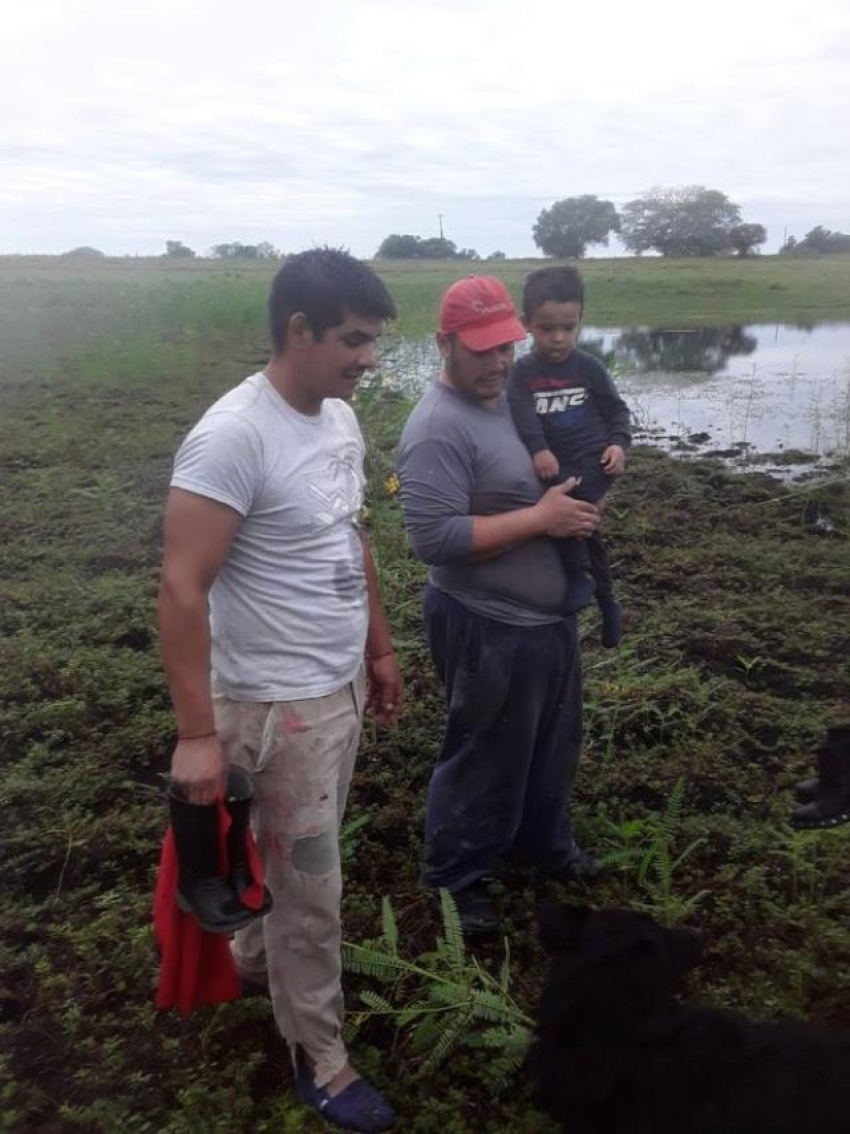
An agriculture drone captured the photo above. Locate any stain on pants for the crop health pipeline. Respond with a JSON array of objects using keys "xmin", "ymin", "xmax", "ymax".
[{"xmin": 213, "ymin": 669, "xmax": 365, "ymax": 1087}]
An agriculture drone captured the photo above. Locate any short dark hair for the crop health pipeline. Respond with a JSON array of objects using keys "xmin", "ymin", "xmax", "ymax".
[
  {"xmin": 522, "ymin": 266, "xmax": 585, "ymax": 319},
  {"xmin": 268, "ymin": 247, "xmax": 397, "ymax": 352}
]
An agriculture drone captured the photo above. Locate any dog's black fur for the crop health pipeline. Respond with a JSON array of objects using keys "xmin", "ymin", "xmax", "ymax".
[{"xmin": 529, "ymin": 904, "xmax": 850, "ymax": 1134}]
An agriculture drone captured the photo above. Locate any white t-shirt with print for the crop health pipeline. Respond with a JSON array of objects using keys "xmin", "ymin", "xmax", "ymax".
[{"xmin": 171, "ymin": 372, "xmax": 368, "ymax": 701}]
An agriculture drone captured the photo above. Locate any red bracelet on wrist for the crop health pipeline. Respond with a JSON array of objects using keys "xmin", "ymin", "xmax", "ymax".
[{"xmin": 178, "ymin": 731, "xmax": 217, "ymax": 741}]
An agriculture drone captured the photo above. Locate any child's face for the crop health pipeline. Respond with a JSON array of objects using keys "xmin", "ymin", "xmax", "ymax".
[{"xmin": 525, "ymin": 300, "xmax": 582, "ymax": 364}]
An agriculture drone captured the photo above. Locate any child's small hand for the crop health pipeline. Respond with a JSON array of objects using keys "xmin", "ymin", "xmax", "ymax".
[
  {"xmin": 601, "ymin": 445, "xmax": 626, "ymax": 476},
  {"xmin": 533, "ymin": 449, "xmax": 561, "ymax": 481}
]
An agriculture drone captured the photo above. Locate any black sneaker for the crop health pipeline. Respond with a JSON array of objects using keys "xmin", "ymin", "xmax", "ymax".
[
  {"xmin": 295, "ymin": 1060, "xmax": 396, "ymax": 1132},
  {"xmin": 452, "ymin": 881, "xmax": 499, "ymax": 936},
  {"xmin": 536, "ymin": 846, "xmax": 604, "ymax": 884}
]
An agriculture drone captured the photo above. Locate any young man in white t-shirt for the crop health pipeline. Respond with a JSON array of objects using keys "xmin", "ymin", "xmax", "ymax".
[{"xmin": 159, "ymin": 248, "xmax": 402, "ymax": 1132}]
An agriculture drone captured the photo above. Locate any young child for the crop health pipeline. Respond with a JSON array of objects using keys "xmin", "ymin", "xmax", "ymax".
[{"xmin": 507, "ymin": 266, "xmax": 631, "ymax": 647}]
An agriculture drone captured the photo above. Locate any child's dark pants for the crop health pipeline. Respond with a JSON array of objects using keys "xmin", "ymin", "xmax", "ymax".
[{"xmin": 558, "ymin": 466, "xmax": 615, "ymax": 603}]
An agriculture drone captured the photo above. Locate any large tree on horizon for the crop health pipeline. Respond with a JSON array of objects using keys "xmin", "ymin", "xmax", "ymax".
[
  {"xmin": 532, "ymin": 195, "xmax": 620, "ymax": 258},
  {"xmin": 620, "ymin": 187, "xmax": 743, "ymax": 257},
  {"xmin": 728, "ymin": 223, "xmax": 767, "ymax": 257}
]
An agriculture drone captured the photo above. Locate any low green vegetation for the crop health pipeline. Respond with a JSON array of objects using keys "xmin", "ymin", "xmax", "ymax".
[
  {"xmin": 343, "ymin": 892, "xmax": 532, "ymax": 1084},
  {"xmin": 377, "ymin": 254, "xmax": 850, "ymax": 335},
  {"xmin": 3, "ymin": 252, "xmax": 850, "ymax": 377},
  {"xmin": 1, "ymin": 260, "xmax": 849, "ymax": 1131}
]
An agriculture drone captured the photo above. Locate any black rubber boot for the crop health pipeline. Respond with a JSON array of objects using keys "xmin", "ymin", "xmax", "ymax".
[
  {"xmin": 794, "ymin": 776, "xmax": 819, "ymax": 803},
  {"xmin": 791, "ymin": 725, "xmax": 850, "ymax": 829},
  {"xmin": 794, "ymin": 727, "xmax": 850, "ymax": 800},
  {"xmin": 586, "ymin": 531, "xmax": 623, "ymax": 648},
  {"xmin": 825, "ymin": 723, "xmax": 850, "ymax": 749},
  {"xmin": 224, "ymin": 767, "xmax": 272, "ymax": 916},
  {"xmin": 168, "ymin": 781, "xmax": 260, "ymax": 934},
  {"xmin": 598, "ymin": 598, "xmax": 623, "ymax": 649}
]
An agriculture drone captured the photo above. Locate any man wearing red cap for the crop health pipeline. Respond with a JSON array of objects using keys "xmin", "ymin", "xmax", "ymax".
[{"xmin": 397, "ymin": 276, "xmax": 601, "ymax": 934}]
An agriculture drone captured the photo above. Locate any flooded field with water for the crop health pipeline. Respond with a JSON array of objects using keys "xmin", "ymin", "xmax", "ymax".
[{"xmin": 382, "ymin": 321, "xmax": 850, "ymax": 481}]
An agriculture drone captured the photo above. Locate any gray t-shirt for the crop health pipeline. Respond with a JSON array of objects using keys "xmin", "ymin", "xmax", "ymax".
[
  {"xmin": 397, "ymin": 381, "xmax": 568, "ymax": 626},
  {"xmin": 171, "ymin": 372, "xmax": 368, "ymax": 701}
]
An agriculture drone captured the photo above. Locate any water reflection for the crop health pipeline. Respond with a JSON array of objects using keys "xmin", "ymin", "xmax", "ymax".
[
  {"xmin": 379, "ymin": 321, "xmax": 850, "ymax": 481},
  {"xmin": 610, "ymin": 326, "xmax": 757, "ymax": 374},
  {"xmin": 604, "ymin": 322, "xmax": 850, "ymax": 479}
]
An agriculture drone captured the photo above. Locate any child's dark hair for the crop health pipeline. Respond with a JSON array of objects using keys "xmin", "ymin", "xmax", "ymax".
[
  {"xmin": 522, "ymin": 266, "xmax": 585, "ymax": 319},
  {"xmin": 269, "ymin": 247, "xmax": 397, "ymax": 352}
]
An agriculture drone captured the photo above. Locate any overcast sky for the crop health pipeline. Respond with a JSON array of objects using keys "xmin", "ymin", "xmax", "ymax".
[{"xmin": 2, "ymin": 0, "xmax": 848, "ymax": 258}]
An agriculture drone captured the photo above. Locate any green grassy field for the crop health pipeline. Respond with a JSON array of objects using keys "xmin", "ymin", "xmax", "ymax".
[
  {"xmin": 3, "ymin": 252, "xmax": 850, "ymax": 384},
  {"xmin": 376, "ymin": 253, "xmax": 850, "ymax": 335},
  {"xmin": 1, "ymin": 256, "xmax": 849, "ymax": 1131}
]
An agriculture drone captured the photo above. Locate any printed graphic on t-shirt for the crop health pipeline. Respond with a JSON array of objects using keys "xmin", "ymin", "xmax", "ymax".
[
  {"xmin": 307, "ymin": 445, "xmax": 363, "ymax": 531},
  {"xmin": 534, "ymin": 387, "xmax": 588, "ymax": 415}
]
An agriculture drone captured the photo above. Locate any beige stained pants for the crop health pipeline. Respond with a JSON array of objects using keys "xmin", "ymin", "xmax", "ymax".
[{"xmin": 213, "ymin": 669, "xmax": 366, "ymax": 1087}]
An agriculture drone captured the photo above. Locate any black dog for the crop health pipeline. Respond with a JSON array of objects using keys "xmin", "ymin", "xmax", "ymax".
[{"xmin": 529, "ymin": 904, "xmax": 850, "ymax": 1134}]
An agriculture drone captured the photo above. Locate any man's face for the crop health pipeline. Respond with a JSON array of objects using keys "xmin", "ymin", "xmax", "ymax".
[
  {"xmin": 526, "ymin": 300, "xmax": 582, "ymax": 364},
  {"xmin": 438, "ymin": 333, "xmax": 516, "ymax": 402},
  {"xmin": 300, "ymin": 314, "xmax": 384, "ymax": 405}
]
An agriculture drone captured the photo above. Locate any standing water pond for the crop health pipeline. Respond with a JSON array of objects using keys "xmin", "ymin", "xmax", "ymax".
[{"xmin": 383, "ymin": 321, "xmax": 850, "ymax": 481}]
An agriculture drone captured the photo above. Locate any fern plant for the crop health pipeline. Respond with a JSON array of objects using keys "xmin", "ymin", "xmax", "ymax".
[
  {"xmin": 342, "ymin": 891, "xmax": 533, "ymax": 1086},
  {"xmin": 600, "ymin": 778, "xmax": 708, "ymax": 925}
]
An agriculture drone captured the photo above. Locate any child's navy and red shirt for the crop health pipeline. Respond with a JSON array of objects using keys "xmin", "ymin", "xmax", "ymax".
[{"xmin": 507, "ymin": 347, "xmax": 632, "ymax": 502}]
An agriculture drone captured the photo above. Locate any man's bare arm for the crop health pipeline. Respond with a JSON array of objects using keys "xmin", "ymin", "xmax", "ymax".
[
  {"xmin": 359, "ymin": 530, "xmax": 403, "ymax": 725},
  {"xmin": 158, "ymin": 487, "xmax": 242, "ymax": 802}
]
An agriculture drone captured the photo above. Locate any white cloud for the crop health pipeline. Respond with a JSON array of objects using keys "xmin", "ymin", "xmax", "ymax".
[{"xmin": 1, "ymin": 0, "xmax": 848, "ymax": 255}]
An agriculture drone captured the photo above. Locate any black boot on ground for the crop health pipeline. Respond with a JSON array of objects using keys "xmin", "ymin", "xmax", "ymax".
[
  {"xmin": 794, "ymin": 776, "xmax": 818, "ymax": 803},
  {"xmin": 168, "ymin": 779, "xmax": 261, "ymax": 934},
  {"xmin": 792, "ymin": 726, "xmax": 850, "ymax": 805},
  {"xmin": 791, "ymin": 724, "xmax": 850, "ymax": 829},
  {"xmin": 225, "ymin": 766, "xmax": 272, "ymax": 916},
  {"xmin": 598, "ymin": 597, "xmax": 623, "ymax": 649}
]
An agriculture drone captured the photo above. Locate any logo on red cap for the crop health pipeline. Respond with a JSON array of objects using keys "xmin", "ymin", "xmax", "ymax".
[{"xmin": 438, "ymin": 276, "xmax": 527, "ymax": 352}]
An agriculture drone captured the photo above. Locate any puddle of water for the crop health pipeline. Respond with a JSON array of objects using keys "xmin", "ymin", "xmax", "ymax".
[{"xmin": 380, "ymin": 323, "xmax": 850, "ymax": 482}]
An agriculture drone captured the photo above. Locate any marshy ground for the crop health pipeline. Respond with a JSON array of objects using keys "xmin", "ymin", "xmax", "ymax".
[{"xmin": 1, "ymin": 256, "xmax": 849, "ymax": 1131}]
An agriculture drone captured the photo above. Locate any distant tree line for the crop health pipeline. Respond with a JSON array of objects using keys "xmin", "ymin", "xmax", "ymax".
[
  {"xmin": 165, "ymin": 241, "xmax": 195, "ymax": 258},
  {"xmin": 374, "ymin": 234, "xmax": 486, "ymax": 261},
  {"xmin": 209, "ymin": 241, "xmax": 280, "ymax": 260},
  {"xmin": 163, "ymin": 240, "xmax": 282, "ymax": 259},
  {"xmin": 780, "ymin": 227, "xmax": 850, "ymax": 256},
  {"xmin": 62, "ymin": 211, "xmax": 850, "ymax": 264},
  {"xmin": 374, "ymin": 187, "xmax": 778, "ymax": 262},
  {"xmin": 61, "ymin": 246, "xmax": 106, "ymax": 259},
  {"xmin": 531, "ymin": 188, "xmax": 769, "ymax": 259}
]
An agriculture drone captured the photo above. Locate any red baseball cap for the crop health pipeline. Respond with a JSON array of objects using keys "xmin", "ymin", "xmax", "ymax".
[{"xmin": 438, "ymin": 276, "xmax": 527, "ymax": 351}]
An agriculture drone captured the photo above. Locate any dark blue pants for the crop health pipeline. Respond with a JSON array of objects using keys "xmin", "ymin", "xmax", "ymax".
[
  {"xmin": 559, "ymin": 464, "xmax": 616, "ymax": 602},
  {"xmin": 422, "ymin": 586, "xmax": 583, "ymax": 892}
]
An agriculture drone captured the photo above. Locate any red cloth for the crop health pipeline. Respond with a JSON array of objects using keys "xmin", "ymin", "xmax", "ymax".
[{"xmin": 153, "ymin": 798, "xmax": 267, "ymax": 1015}]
